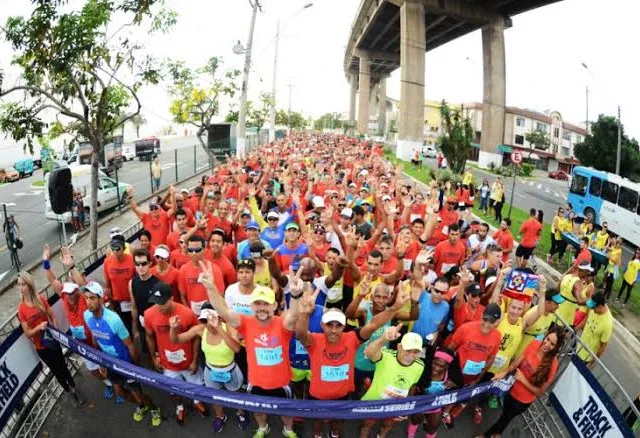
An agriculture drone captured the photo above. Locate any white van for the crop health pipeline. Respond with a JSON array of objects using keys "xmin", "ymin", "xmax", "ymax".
[{"xmin": 44, "ymin": 164, "xmax": 131, "ymax": 223}]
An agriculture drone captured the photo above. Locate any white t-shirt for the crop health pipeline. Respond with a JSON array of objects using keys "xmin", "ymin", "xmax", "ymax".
[
  {"xmin": 467, "ymin": 234, "xmax": 496, "ymax": 253},
  {"xmin": 224, "ymin": 283, "xmax": 256, "ymax": 316}
]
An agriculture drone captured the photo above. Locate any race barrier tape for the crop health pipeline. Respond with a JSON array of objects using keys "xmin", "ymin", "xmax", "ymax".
[{"xmin": 48, "ymin": 327, "xmax": 515, "ymax": 419}]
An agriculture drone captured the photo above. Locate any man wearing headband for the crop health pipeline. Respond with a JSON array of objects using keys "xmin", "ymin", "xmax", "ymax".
[
  {"xmin": 360, "ymin": 326, "xmax": 425, "ymax": 438},
  {"xmin": 200, "ymin": 260, "xmax": 304, "ymax": 438},
  {"xmin": 103, "ymin": 233, "xmax": 136, "ymax": 333},
  {"xmin": 144, "ymin": 282, "xmax": 207, "ymax": 424},
  {"xmin": 128, "ymin": 185, "xmax": 171, "ymax": 247},
  {"xmin": 296, "ymin": 293, "xmax": 410, "ymax": 438}
]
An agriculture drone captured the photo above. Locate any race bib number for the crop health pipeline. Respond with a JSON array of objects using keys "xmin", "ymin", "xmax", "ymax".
[
  {"xmin": 327, "ymin": 287, "xmax": 343, "ymax": 302},
  {"xmin": 320, "ymin": 364, "xmax": 349, "ymax": 382},
  {"xmin": 403, "ymin": 258, "xmax": 413, "ymax": 271},
  {"xmin": 492, "ymin": 354, "xmax": 507, "ymax": 370},
  {"xmin": 209, "ymin": 368, "xmax": 231, "ymax": 383},
  {"xmin": 119, "ymin": 301, "xmax": 132, "ymax": 312},
  {"xmin": 69, "ymin": 325, "xmax": 86, "ymax": 341},
  {"xmin": 427, "ymin": 380, "xmax": 445, "ymax": 394},
  {"xmin": 382, "ymin": 385, "xmax": 409, "ymax": 399},
  {"xmin": 255, "ymin": 346, "xmax": 283, "ymax": 366},
  {"xmin": 233, "ymin": 303, "xmax": 253, "ymax": 316},
  {"xmin": 294, "ymin": 339, "xmax": 307, "ymax": 356},
  {"xmin": 441, "ymin": 263, "xmax": 455, "ymax": 274},
  {"xmin": 190, "ymin": 300, "xmax": 206, "ymax": 315},
  {"xmin": 164, "ymin": 349, "xmax": 187, "ymax": 364},
  {"xmin": 462, "ymin": 359, "xmax": 486, "ymax": 376}
]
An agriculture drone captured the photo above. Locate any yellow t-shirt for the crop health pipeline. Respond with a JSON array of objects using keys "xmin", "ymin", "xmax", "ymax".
[
  {"xmin": 462, "ymin": 171, "xmax": 473, "ymax": 186},
  {"xmin": 323, "ymin": 263, "xmax": 344, "ymax": 304},
  {"xmin": 607, "ymin": 248, "xmax": 622, "ymax": 272},
  {"xmin": 490, "ymin": 304, "xmax": 523, "ymax": 373},
  {"xmin": 594, "ymin": 231, "xmax": 609, "ymax": 250},
  {"xmin": 578, "ymin": 309, "xmax": 613, "ymax": 362},
  {"xmin": 552, "ymin": 216, "xmax": 565, "ymax": 240},
  {"xmin": 517, "ymin": 306, "xmax": 554, "ymax": 357},
  {"xmin": 254, "ymin": 263, "xmax": 273, "ymax": 289},
  {"xmin": 624, "ymin": 259, "xmax": 640, "ymax": 285},
  {"xmin": 557, "ymin": 274, "xmax": 581, "ymax": 326}
]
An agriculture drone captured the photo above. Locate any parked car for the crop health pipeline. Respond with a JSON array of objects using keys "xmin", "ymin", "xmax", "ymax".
[
  {"xmin": 422, "ymin": 145, "xmax": 437, "ymax": 158},
  {"xmin": 548, "ymin": 170, "xmax": 569, "ymax": 180},
  {"xmin": 121, "ymin": 144, "xmax": 135, "ymax": 161},
  {"xmin": 14, "ymin": 158, "xmax": 34, "ymax": 178},
  {"xmin": 5, "ymin": 167, "xmax": 20, "ymax": 182}
]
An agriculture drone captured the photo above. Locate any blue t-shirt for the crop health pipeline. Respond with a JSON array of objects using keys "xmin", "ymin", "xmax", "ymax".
[
  {"xmin": 84, "ymin": 307, "xmax": 131, "ymax": 362},
  {"xmin": 237, "ymin": 239, "xmax": 272, "ymax": 261},
  {"xmin": 289, "ymin": 305, "xmax": 324, "ymax": 370},
  {"xmin": 411, "ymin": 292, "xmax": 450, "ymax": 339}
]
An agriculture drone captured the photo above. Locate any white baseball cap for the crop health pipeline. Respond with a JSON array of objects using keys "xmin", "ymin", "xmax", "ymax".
[
  {"xmin": 312, "ymin": 196, "xmax": 325, "ymax": 208},
  {"xmin": 62, "ymin": 282, "xmax": 79, "ymax": 294},
  {"xmin": 154, "ymin": 247, "xmax": 170, "ymax": 259},
  {"xmin": 321, "ymin": 310, "xmax": 346, "ymax": 326}
]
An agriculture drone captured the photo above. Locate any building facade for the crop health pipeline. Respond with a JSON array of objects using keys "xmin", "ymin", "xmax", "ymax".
[{"xmin": 463, "ymin": 103, "xmax": 586, "ymax": 172}]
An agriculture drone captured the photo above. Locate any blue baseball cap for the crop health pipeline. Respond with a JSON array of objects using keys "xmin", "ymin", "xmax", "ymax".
[
  {"xmin": 546, "ymin": 289, "xmax": 565, "ymax": 305},
  {"xmin": 245, "ymin": 220, "xmax": 260, "ymax": 230}
]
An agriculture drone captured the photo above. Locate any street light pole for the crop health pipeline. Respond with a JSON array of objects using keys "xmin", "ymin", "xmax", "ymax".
[
  {"xmin": 236, "ymin": 0, "xmax": 261, "ymax": 158},
  {"xmin": 287, "ymin": 78, "xmax": 293, "ymax": 131},
  {"xmin": 616, "ymin": 105, "xmax": 622, "ymax": 175},
  {"xmin": 268, "ymin": 20, "xmax": 280, "ymax": 143}
]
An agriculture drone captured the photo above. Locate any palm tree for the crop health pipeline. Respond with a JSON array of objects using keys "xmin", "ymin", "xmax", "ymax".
[{"xmin": 131, "ymin": 114, "xmax": 147, "ymax": 138}]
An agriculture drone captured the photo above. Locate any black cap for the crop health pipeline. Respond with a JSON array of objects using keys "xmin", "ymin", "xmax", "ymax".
[
  {"xmin": 466, "ymin": 282, "xmax": 483, "ymax": 296},
  {"xmin": 148, "ymin": 282, "xmax": 172, "ymax": 305},
  {"xmin": 109, "ymin": 237, "xmax": 125, "ymax": 250},
  {"xmin": 483, "ymin": 303, "xmax": 502, "ymax": 323},
  {"xmin": 444, "ymin": 265, "xmax": 460, "ymax": 281}
]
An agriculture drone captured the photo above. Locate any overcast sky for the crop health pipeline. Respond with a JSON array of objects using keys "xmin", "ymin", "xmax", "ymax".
[{"xmin": 1, "ymin": 0, "xmax": 639, "ymax": 141}]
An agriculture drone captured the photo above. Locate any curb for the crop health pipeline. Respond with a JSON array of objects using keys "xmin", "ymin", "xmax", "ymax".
[
  {"xmin": 401, "ymin": 171, "xmax": 640, "ymax": 357},
  {"xmin": 30, "ymin": 182, "xmax": 45, "ymax": 190}
]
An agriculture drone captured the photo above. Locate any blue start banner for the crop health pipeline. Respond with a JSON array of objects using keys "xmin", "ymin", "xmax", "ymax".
[{"xmin": 48, "ymin": 327, "xmax": 515, "ymax": 419}]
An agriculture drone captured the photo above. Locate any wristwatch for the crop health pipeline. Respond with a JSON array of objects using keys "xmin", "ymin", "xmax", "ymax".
[{"xmin": 290, "ymin": 292, "xmax": 303, "ymax": 300}]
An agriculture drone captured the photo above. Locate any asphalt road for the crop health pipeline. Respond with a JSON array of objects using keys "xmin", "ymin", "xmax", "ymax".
[{"xmin": 0, "ymin": 136, "xmax": 211, "ymax": 279}]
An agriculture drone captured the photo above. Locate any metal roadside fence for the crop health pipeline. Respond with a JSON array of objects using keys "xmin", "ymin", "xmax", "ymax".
[
  {"xmin": 0, "ymin": 222, "xmax": 143, "ymax": 438},
  {"xmin": 521, "ymin": 313, "xmax": 640, "ymax": 437}
]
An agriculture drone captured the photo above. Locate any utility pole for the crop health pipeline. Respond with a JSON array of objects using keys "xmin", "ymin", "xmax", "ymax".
[
  {"xmin": 585, "ymin": 86, "xmax": 589, "ymax": 135},
  {"xmin": 616, "ymin": 105, "xmax": 622, "ymax": 175},
  {"xmin": 236, "ymin": 0, "xmax": 261, "ymax": 158},
  {"xmin": 287, "ymin": 78, "xmax": 293, "ymax": 131},
  {"xmin": 268, "ymin": 20, "xmax": 280, "ymax": 143}
]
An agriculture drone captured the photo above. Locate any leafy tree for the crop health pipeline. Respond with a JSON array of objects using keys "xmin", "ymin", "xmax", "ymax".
[
  {"xmin": 276, "ymin": 109, "xmax": 306, "ymax": 130},
  {"xmin": 247, "ymin": 92, "xmax": 273, "ymax": 132},
  {"xmin": 130, "ymin": 113, "xmax": 147, "ymax": 138},
  {"xmin": 0, "ymin": 0, "xmax": 169, "ymax": 249},
  {"xmin": 314, "ymin": 113, "xmax": 345, "ymax": 131},
  {"xmin": 438, "ymin": 100, "xmax": 473, "ymax": 174},
  {"xmin": 524, "ymin": 129, "xmax": 550, "ymax": 157},
  {"xmin": 574, "ymin": 114, "xmax": 640, "ymax": 180},
  {"xmin": 167, "ymin": 57, "xmax": 240, "ymax": 150}
]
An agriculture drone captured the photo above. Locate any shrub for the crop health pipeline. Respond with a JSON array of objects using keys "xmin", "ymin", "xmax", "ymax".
[{"xmin": 521, "ymin": 163, "xmax": 534, "ymax": 177}]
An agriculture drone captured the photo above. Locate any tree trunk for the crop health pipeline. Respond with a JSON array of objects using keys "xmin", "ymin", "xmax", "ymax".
[
  {"xmin": 90, "ymin": 139, "xmax": 101, "ymax": 250},
  {"xmin": 136, "ymin": 126, "xmax": 140, "ymax": 138}
]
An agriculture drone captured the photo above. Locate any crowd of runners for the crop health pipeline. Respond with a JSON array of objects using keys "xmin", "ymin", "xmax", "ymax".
[{"xmin": 16, "ymin": 134, "xmax": 615, "ymax": 438}]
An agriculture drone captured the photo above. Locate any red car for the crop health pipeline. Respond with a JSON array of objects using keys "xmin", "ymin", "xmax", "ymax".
[{"xmin": 548, "ymin": 170, "xmax": 569, "ymax": 180}]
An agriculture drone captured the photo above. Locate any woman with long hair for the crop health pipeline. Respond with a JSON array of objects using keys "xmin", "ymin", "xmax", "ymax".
[
  {"xmin": 16, "ymin": 272, "xmax": 82, "ymax": 406},
  {"xmin": 475, "ymin": 326, "xmax": 565, "ymax": 438},
  {"xmin": 548, "ymin": 206, "xmax": 566, "ymax": 264},
  {"xmin": 604, "ymin": 238, "xmax": 623, "ymax": 300}
]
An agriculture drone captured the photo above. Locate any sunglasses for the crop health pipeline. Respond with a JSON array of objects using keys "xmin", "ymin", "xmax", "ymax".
[
  {"xmin": 267, "ymin": 217, "xmax": 278, "ymax": 221},
  {"xmin": 135, "ymin": 261, "xmax": 149, "ymax": 267},
  {"xmin": 314, "ymin": 230, "xmax": 325, "ymax": 235},
  {"xmin": 433, "ymin": 288, "xmax": 448, "ymax": 295},
  {"xmin": 149, "ymin": 205, "xmax": 159, "ymax": 211},
  {"xmin": 338, "ymin": 204, "xmax": 346, "ymax": 208},
  {"xmin": 110, "ymin": 245, "xmax": 123, "ymax": 251},
  {"xmin": 155, "ymin": 255, "xmax": 167, "ymax": 260},
  {"xmin": 187, "ymin": 247, "xmax": 203, "ymax": 253}
]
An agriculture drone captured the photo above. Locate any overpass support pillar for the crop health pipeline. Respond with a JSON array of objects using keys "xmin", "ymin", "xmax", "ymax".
[
  {"xmin": 397, "ymin": 0, "xmax": 425, "ymax": 161},
  {"xmin": 479, "ymin": 18, "xmax": 506, "ymax": 168},
  {"xmin": 357, "ymin": 53, "xmax": 371, "ymax": 135},
  {"xmin": 349, "ymin": 74, "xmax": 357, "ymax": 136},
  {"xmin": 378, "ymin": 78, "xmax": 387, "ymax": 138}
]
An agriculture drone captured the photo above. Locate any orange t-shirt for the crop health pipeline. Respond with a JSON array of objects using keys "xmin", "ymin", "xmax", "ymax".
[
  {"xmin": 142, "ymin": 210, "xmax": 171, "ymax": 247},
  {"xmin": 61, "ymin": 293, "xmax": 93, "ymax": 344},
  {"xmin": 453, "ymin": 302, "xmax": 485, "ymax": 331},
  {"xmin": 307, "ymin": 331, "xmax": 361, "ymax": 399},
  {"xmin": 237, "ymin": 314, "xmax": 293, "ymax": 389},
  {"xmin": 433, "ymin": 240, "xmax": 466, "ymax": 276},
  {"xmin": 18, "ymin": 296, "xmax": 50, "ymax": 350},
  {"xmin": 170, "ymin": 250, "xmax": 191, "ymax": 270},
  {"xmin": 144, "ymin": 303, "xmax": 198, "ymax": 371},
  {"xmin": 520, "ymin": 218, "xmax": 542, "ymax": 248},
  {"xmin": 178, "ymin": 261, "xmax": 225, "ymax": 314},
  {"xmin": 204, "ymin": 251, "xmax": 238, "ymax": 288},
  {"xmin": 166, "ymin": 231, "xmax": 183, "ymax": 252},
  {"xmin": 151, "ymin": 265, "xmax": 181, "ymax": 301},
  {"xmin": 510, "ymin": 340, "xmax": 558, "ymax": 404},
  {"xmin": 103, "ymin": 254, "xmax": 135, "ymax": 301},
  {"xmin": 493, "ymin": 229, "xmax": 514, "ymax": 262},
  {"xmin": 451, "ymin": 321, "xmax": 501, "ymax": 378},
  {"xmin": 573, "ymin": 248, "xmax": 592, "ymax": 268}
]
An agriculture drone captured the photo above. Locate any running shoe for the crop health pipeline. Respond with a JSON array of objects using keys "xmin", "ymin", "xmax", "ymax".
[
  {"xmin": 252, "ymin": 425, "xmax": 271, "ymax": 438},
  {"xmin": 176, "ymin": 404, "xmax": 186, "ymax": 425},
  {"xmin": 194, "ymin": 401, "xmax": 208, "ymax": 417},
  {"xmin": 133, "ymin": 406, "xmax": 149, "ymax": 422},
  {"xmin": 236, "ymin": 412, "xmax": 251, "ymax": 430},
  {"xmin": 442, "ymin": 412, "xmax": 454, "ymax": 429},
  {"xmin": 213, "ymin": 415, "xmax": 228, "ymax": 433},
  {"xmin": 488, "ymin": 395, "xmax": 499, "ymax": 409},
  {"xmin": 151, "ymin": 408, "xmax": 162, "ymax": 427},
  {"xmin": 115, "ymin": 395, "xmax": 125, "ymax": 405},
  {"xmin": 103, "ymin": 385, "xmax": 114, "ymax": 400},
  {"xmin": 282, "ymin": 427, "xmax": 298, "ymax": 438}
]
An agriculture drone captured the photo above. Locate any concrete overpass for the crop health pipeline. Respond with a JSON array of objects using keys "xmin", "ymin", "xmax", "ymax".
[{"xmin": 345, "ymin": 0, "xmax": 561, "ymax": 166}]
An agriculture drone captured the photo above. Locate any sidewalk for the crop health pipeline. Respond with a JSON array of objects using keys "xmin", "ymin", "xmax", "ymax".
[{"xmin": 0, "ymin": 170, "xmax": 207, "ymax": 325}]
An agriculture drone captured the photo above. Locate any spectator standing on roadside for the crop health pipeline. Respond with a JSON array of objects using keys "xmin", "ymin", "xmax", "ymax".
[
  {"xmin": 616, "ymin": 248, "xmax": 640, "ymax": 307},
  {"xmin": 516, "ymin": 209, "xmax": 542, "ymax": 268},
  {"xmin": 151, "ymin": 156, "xmax": 162, "ymax": 192},
  {"xmin": 479, "ymin": 179, "xmax": 490, "ymax": 215}
]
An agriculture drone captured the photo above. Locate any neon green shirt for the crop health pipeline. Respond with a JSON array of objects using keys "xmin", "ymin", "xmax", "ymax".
[{"xmin": 361, "ymin": 348, "xmax": 424, "ymax": 401}]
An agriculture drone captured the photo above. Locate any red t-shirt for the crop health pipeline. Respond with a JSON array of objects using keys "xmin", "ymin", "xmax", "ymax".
[
  {"xmin": 168, "ymin": 207, "xmax": 195, "ymax": 231},
  {"xmin": 520, "ymin": 218, "xmax": 542, "ymax": 248},
  {"xmin": 453, "ymin": 302, "xmax": 485, "ymax": 331},
  {"xmin": 204, "ymin": 251, "xmax": 237, "ymax": 288},
  {"xmin": 573, "ymin": 248, "xmax": 592, "ymax": 268},
  {"xmin": 433, "ymin": 240, "xmax": 466, "ymax": 276},
  {"xmin": 144, "ymin": 303, "xmax": 197, "ymax": 371},
  {"xmin": 142, "ymin": 210, "xmax": 171, "ymax": 247},
  {"xmin": 206, "ymin": 214, "xmax": 233, "ymax": 241},
  {"xmin": 237, "ymin": 314, "xmax": 293, "ymax": 389},
  {"xmin": 510, "ymin": 340, "xmax": 558, "ymax": 404},
  {"xmin": 223, "ymin": 244, "xmax": 237, "ymax": 263},
  {"xmin": 170, "ymin": 250, "xmax": 191, "ymax": 270},
  {"xmin": 103, "ymin": 254, "xmax": 135, "ymax": 301},
  {"xmin": 61, "ymin": 294, "xmax": 93, "ymax": 344},
  {"xmin": 311, "ymin": 242, "xmax": 331, "ymax": 263},
  {"xmin": 186, "ymin": 196, "xmax": 202, "ymax": 215},
  {"xmin": 151, "ymin": 265, "xmax": 181, "ymax": 301},
  {"xmin": 451, "ymin": 321, "xmax": 501, "ymax": 379},
  {"xmin": 307, "ymin": 331, "xmax": 361, "ymax": 399},
  {"xmin": 493, "ymin": 229, "xmax": 515, "ymax": 262},
  {"xmin": 178, "ymin": 261, "xmax": 225, "ymax": 314},
  {"xmin": 429, "ymin": 209, "xmax": 459, "ymax": 244},
  {"xmin": 233, "ymin": 224, "xmax": 248, "ymax": 244},
  {"xmin": 166, "ymin": 231, "xmax": 183, "ymax": 252},
  {"xmin": 18, "ymin": 296, "xmax": 50, "ymax": 350}
]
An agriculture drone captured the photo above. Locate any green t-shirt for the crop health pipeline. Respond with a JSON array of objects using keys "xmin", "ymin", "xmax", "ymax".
[{"xmin": 361, "ymin": 348, "xmax": 424, "ymax": 401}]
